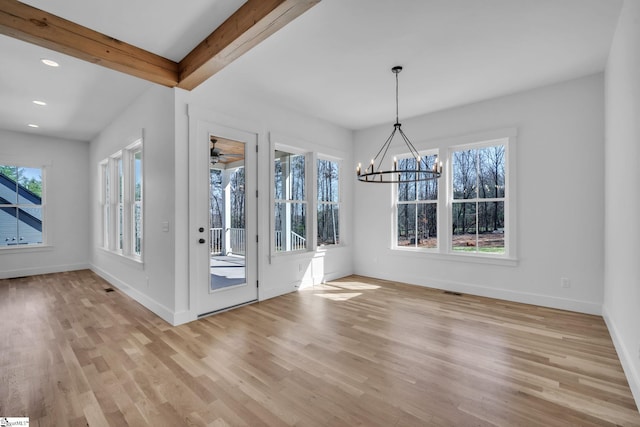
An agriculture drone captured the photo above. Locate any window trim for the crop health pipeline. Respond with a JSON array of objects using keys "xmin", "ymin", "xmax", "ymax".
[{"xmin": 0, "ymin": 161, "xmax": 49, "ymax": 250}]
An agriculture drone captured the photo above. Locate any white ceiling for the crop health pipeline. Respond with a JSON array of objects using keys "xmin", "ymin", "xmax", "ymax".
[{"xmin": 0, "ymin": 0, "xmax": 623, "ymax": 141}]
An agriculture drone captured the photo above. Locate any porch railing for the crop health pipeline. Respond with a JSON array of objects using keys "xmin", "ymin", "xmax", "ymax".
[
  {"xmin": 275, "ymin": 230, "xmax": 306, "ymax": 251},
  {"xmin": 212, "ymin": 228, "xmax": 306, "ymax": 254},
  {"xmin": 210, "ymin": 227, "xmax": 246, "ymax": 256},
  {"xmin": 210, "ymin": 228, "xmax": 223, "ymax": 255},
  {"xmin": 230, "ymin": 228, "xmax": 245, "ymax": 255}
]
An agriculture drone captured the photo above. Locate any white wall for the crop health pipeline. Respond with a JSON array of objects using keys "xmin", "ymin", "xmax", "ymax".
[
  {"xmin": 175, "ymin": 71, "xmax": 354, "ymax": 317},
  {"xmin": 353, "ymin": 74, "xmax": 605, "ymax": 314},
  {"xmin": 0, "ymin": 130, "xmax": 90, "ymax": 277},
  {"xmin": 89, "ymin": 85, "xmax": 178, "ymax": 324},
  {"xmin": 603, "ymin": 0, "xmax": 640, "ymax": 408}
]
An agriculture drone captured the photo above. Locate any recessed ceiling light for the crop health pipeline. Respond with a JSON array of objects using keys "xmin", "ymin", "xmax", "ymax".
[
  {"xmin": 41, "ymin": 59, "xmax": 59, "ymax": 67},
  {"xmin": 28, "ymin": 124, "xmax": 39, "ymax": 128},
  {"xmin": 33, "ymin": 100, "xmax": 47, "ymax": 106}
]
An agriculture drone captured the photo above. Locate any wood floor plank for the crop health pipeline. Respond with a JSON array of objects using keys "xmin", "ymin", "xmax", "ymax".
[{"xmin": 0, "ymin": 270, "xmax": 639, "ymax": 426}]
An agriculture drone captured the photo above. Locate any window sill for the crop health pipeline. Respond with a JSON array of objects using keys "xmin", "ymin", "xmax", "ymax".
[
  {"xmin": 316, "ymin": 244, "xmax": 344, "ymax": 252},
  {"xmin": 98, "ymin": 247, "xmax": 144, "ymax": 268},
  {"xmin": 391, "ymin": 247, "xmax": 518, "ymax": 267},
  {"xmin": 0, "ymin": 244, "xmax": 53, "ymax": 254}
]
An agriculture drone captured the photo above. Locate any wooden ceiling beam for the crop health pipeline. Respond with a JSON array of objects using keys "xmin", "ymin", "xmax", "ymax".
[
  {"xmin": 177, "ymin": 0, "xmax": 320, "ymax": 91},
  {"xmin": 0, "ymin": 0, "xmax": 179, "ymax": 87},
  {"xmin": 0, "ymin": 0, "xmax": 320, "ymax": 90}
]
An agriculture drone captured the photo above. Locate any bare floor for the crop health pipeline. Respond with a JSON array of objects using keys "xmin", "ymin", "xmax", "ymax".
[{"xmin": 1, "ymin": 270, "xmax": 639, "ymax": 426}]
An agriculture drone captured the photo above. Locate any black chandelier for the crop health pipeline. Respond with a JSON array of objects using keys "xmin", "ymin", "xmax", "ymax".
[{"xmin": 356, "ymin": 66, "xmax": 442, "ymax": 183}]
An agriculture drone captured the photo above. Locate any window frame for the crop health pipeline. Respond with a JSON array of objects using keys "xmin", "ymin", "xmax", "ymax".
[
  {"xmin": 392, "ymin": 149, "xmax": 440, "ymax": 252},
  {"xmin": 0, "ymin": 162, "xmax": 48, "ymax": 250},
  {"xmin": 272, "ymin": 144, "xmax": 310, "ymax": 254},
  {"xmin": 130, "ymin": 145, "xmax": 143, "ymax": 257},
  {"xmin": 99, "ymin": 160, "xmax": 109, "ymax": 249},
  {"xmin": 390, "ymin": 129, "xmax": 517, "ymax": 264},
  {"xmin": 315, "ymin": 154, "xmax": 342, "ymax": 249},
  {"xmin": 449, "ymin": 139, "xmax": 508, "ymax": 257}
]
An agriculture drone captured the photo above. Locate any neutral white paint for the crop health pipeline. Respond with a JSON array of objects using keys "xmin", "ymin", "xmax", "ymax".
[
  {"xmin": 218, "ymin": 0, "xmax": 621, "ymax": 130},
  {"xmin": 0, "ymin": 129, "xmax": 90, "ymax": 277},
  {"xmin": 83, "ymin": 73, "xmax": 354, "ymax": 324},
  {"xmin": 176, "ymin": 74, "xmax": 355, "ymax": 319},
  {"xmin": 603, "ymin": 0, "xmax": 640, "ymax": 408},
  {"xmin": 0, "ymin": 35, "xmax": 151, "ymax": 141},
  {"xmin": 353, "ymin": 73, "xmax": 605, "ymax": 315},
  {"xmin": 1, "ymin": 1, "xmax": 622, "ymax": 141},
  {"xmin": 89, "ymin": 85, "xmax": 178, "ymax": 325}
]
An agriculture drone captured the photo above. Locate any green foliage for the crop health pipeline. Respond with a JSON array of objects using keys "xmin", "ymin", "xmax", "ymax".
[
  {"xmin": 23, "ymin": 178, "xmax": 42, "ymax": 198},
  {"xmin": 0, "ymin": 165, "xmax": 43, "ymax": 198},
  {"xmin": 0, "ymin": 165, "xmax": 17, "ymax": 180}
]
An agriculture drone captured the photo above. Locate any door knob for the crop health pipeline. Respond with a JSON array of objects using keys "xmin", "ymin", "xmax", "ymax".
[
  {"xmin": 198, "ymin": 238, "xmax": 206, "ymax": 244},
  {"xmin": 199, "ymin": 227, "xmax": 205, "ymax": 232}
]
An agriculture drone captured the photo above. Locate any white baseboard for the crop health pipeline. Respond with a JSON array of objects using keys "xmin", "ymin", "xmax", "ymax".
[
  {"xmin": 603, "ymin": 307, "xmax": 640, "ymax": 411},
  {"xmin": 90, "ymin": 265, "xmax": 177, "ymax": 326},
  {"xmin": 0, "ymin": 263, "xmax": 89, "ymax": 279},
  {"xmin": 173, "ymin": 310, "xmax": 197, "ymax": 326},
  {"xmin": 364, "ymin": 270, "xmax": 602, "ymax": 315}
]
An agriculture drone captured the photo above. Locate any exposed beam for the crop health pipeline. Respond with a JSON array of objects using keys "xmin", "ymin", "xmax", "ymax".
[
  {"xmin": 0, "ymin": 0, "xmax": 321, "ymax": 90},
  {"xmin": 178, "ymin": 0, "xmax": 320, "ymax": 91},
  {"xmin": 0, "ymin": 0, "xmax": 179, "ymax": 87}
]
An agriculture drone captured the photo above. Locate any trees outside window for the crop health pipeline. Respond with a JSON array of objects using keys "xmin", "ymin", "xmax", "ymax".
[
  {"xmin": 452, "ymin": 144, "xmax": 506, "ymax": 254},
  {"xmin": 274, "ymin": 150, "xmax": 306, "ymax": 252},
  {"xmin": 395, "ymin": 154, "xmax": 438, "ymax": 249},
  {"xmin": 317, "ymin": 158, "xmax": 340, "ymax": 246},
  {"xmin": 0, "ymin": 164, "xmax": 44, "ymax": 246},
  {"xmin": 132, "ymin": 148, "xmax": 143, "ymax": 256}
]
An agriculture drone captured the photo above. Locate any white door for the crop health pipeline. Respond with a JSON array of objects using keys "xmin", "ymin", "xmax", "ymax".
[{"xmin": 190, "ymin": 120, "xmax": 258, "ymax": 316}]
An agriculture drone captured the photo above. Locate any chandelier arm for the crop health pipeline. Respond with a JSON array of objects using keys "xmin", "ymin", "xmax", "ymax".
[
  {"xmin": 376, "ymin": 129, "xmax": 396, "ymax": 171},
  {"xmin": 397, "ymin": 127, "xmax": 422, "ymax": 160},
  {"xmin": 371, "ymin": 127, "xmax": 397, "ymax": 168}
]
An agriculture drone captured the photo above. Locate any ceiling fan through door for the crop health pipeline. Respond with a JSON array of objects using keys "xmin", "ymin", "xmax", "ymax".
[{"xmin": 210, "ymin": 136, "xmax": 243, "ymax": 166}]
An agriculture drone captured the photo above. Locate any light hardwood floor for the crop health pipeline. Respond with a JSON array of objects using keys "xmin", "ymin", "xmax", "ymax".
[{"xmin": 1, "ymin": 270, "xmax": 639, "ymax": 426}]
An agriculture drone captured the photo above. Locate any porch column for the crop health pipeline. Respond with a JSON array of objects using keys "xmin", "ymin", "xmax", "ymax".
[{"xmin": 222, "ymin": 168, "xmax": 232, "ymax": 255}]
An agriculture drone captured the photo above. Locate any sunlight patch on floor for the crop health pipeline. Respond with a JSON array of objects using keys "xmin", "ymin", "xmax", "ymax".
[{"xmin": 314, "ymin": 292, "xmax": 362, "ymax": 301}]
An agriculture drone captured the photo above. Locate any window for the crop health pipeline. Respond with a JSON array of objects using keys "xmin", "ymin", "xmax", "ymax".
[
  {"xmin": 451, "ymin": 142, "xmax": 506, "ymax": 254},
  {"xmin": 100, "ymin": 161, "xmax": 109, "ymax": 248},
  {"xmin": 115, "ymin": 154, "xmax": 124, "ymax": 252},
  {"xmin": 100, "ymin": 139, "xmax": 143, "ymax": 260},
  {"xmin": 395, "ymin": 154, "xmax": 438, "ymax": 249},
  {"xmin": 0, "ymin": 165, "xmax": 44, "ymax": 247},
  {"xmin": 317, "ymin": 158, "xmax": 340, "ymax": 246},
  {"xmin": 390, "ymin": 131, "xmax": 514, "ymax": 260},
  {"xmin": 131, "ymin": 148, "xmax": 143, "ymax": 256},
  {"xmin": 274, "ymin": 149, "xmax": 307, "ymax": 252}
]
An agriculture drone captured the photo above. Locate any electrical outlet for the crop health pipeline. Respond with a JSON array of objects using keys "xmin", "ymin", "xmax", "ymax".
[{"xmin": 560, "ymin": 278, "xmax": 570, "ymax": 288}]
